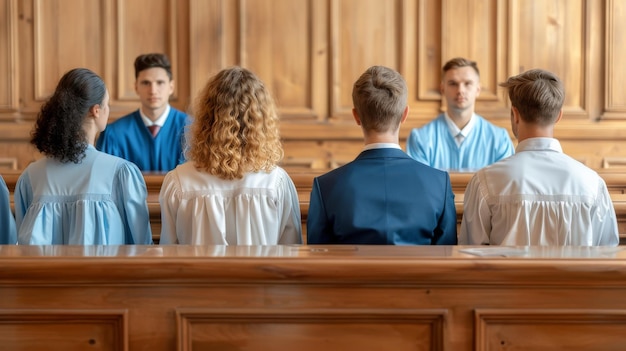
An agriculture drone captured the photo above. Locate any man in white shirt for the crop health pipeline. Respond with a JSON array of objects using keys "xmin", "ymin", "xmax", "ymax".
[{"xmin": 460, "ymin": 69, "xmax": 618, "ymax": 246}]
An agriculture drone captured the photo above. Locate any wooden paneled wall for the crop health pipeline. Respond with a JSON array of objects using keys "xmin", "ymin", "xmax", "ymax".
[{"xmin": 1, "ymin": 0, "xmax": 626, "ymax": 170}]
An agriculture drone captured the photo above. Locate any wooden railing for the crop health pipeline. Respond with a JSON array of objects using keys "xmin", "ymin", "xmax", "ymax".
[{"xmin": 3, "ymin": 169, "xmax": 626, "ymax": 244}]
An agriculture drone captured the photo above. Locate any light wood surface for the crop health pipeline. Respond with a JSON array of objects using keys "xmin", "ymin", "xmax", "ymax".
[{"xmin": 1, "ymin": 245, "xmax": 626, "ymax": 350}]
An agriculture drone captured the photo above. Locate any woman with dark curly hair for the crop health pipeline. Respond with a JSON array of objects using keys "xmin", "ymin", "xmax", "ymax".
[
  {"xmin": 159, "ymin": 67, "xmax": 302, "ymax": 244},
  {"xmin": 14, "ymin": 68, "xmax": 152, "ymax": 245}
]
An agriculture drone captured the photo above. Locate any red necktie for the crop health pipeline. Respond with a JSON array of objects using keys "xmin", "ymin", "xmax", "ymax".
[{"xmin": 148, "ymin": 125, "xmax": 160, "ymax": 137}]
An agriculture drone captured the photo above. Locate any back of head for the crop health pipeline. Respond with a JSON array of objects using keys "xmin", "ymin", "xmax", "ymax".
[
  {"xmin": 499, "ymin": 69, "xmax": 564, "ymax": 125},
  {"xmin": 134, "ymin": 53, "xmax": 172, "ymax": 80},
  {"xmin": 32, "ymin": 68, "xmax": 106, "ymax": 163},
  {"xmin": 442, "ymin": 57, "xmax": 480, "ymax": 77},
  {"xmin": 188, "ymin": 66, "xmax": 283, "ymax": 180},
  {"xmin": 352, "ymin": 66, "xmax": 408, "ymax": 132}
]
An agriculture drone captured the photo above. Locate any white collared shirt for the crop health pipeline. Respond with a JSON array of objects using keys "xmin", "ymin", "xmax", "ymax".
[
  {"xmin": 444, "ymin": 112, "xmax": 476, "ymax": 146},
  {"xmin": 363, "ymin": 143, "xmax": 402, "ymax": 151},
  {"xmin": 460, "ymin": 137, "xmax": 618, "ymax": 246},
  {"xmin": 140, "ymin": 104, "xmax": 171, "ymax": 128}
]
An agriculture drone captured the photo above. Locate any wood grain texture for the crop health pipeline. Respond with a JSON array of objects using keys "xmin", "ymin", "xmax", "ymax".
[{"xmin": 1, "ymin": 246, "xmax": 626, "ymax": 350}]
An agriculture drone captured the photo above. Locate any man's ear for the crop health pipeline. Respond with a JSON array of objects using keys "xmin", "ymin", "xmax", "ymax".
[
  {"xmin": 400, "ymin": 106, "xmax": 409, "ymax": 124},
  {"xmin": 512, "ymin": 106, "xmax": 521, "ymax": 124},
  {"xmin": 554, "ymin": 108, "xmax": 563, "ymax": 124},
  {"xmin": 352, "ymin": 108, "xmax": 361, "ymax": 126}
]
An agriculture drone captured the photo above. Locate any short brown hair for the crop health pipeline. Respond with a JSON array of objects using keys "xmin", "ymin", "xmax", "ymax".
[
  {"xmin": 499, "ymin": 69, "xmax": 564, "ymax": 125},
  {"xmin": 442, "ymin": 57, "xmax": 480, "ymax": 77},
  {"xmin": 351, "ymin": 66, "xmax": 407, "ymax": 133},
  {"xmin": 134, "ymin": 53, "xmax": 172, "ymax": 80}
]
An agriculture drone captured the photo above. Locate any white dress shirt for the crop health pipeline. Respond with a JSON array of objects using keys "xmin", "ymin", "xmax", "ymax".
[
  {"xmin": 460, "ymin": 137, "xmax": 618, "ymax": 246},
  {"xmin": 444, "ymin": 112, "xmax": 476, "ymax": 147},
  {"xmin": 159, "ymin": 162, "xmax": 302, "ymax": 245}
]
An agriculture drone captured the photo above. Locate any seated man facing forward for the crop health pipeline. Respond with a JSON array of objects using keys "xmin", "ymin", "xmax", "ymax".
[
  {"xmin": 406, "ymin": 57, "xmax": 514, "ymax": 171},
  {"xmin": 460, "ymin": 69, "xmax": 618, "ymax": 246},
  {"xmin": 97, "ymin": 53, "xmax": 189, "ymax": 172},
  {"xmin": 307, "ymin": 66, "xmax": 457, "ymax": 245}
]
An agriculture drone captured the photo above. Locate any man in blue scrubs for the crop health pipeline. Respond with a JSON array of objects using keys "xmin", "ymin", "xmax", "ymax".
[
  {"xmin": 97, "ymin": 53, "xmax": 189, "ymax": 172},
  {"xmin": 406, "ymin": 57, "xmax": 514, "ymax": 171}
]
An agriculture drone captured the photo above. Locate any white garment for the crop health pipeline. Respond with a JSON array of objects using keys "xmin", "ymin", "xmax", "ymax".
[
  {"xmin": 159, "ymin": 162, "xmax": 302, "ymax": 245},
  {"xmin": 460, "ymin": 137, "xmax": 618, "ymax": 246},
  {"xmin": 444, "ymin": 112, "xmax": 475, "ymax": 146}
]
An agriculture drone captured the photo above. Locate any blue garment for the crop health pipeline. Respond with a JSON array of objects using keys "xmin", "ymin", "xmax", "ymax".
[
  {"xmin": 14, "ymin": 146, "xmax": 153, "ymax": 245},
  {"xmin": 0, "ymin": 175, "xmax": 16, "ymax": 244},
  {"xmin": 96, "ymin": 108, "xmax": 189, "ymax": 172},
  {"xmin": 306, "ymin": 148, "xmax": 457, "ymax": 245},
  {"xmin": 406, "ymin": 114, "xmax": 514, "ymax": 171}
]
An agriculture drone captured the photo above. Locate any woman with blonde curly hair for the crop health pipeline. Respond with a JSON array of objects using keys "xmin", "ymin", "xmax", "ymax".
[{"xmin": 159, "ymin": 67, "xmax": 302, "ymax": 244}]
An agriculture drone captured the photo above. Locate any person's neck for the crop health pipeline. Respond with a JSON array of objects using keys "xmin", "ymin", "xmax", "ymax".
[
  {"xmin": 447, "ymin": 109, "xmax": 473, "ymax": 129},
  {"xmin": 516, "ymin": 124, "xmax": 555, "ymax": 142},
  {"xmin": 362, "ymin": 130, "xmax": 399, "ymax": 146},
  {"xmin": 141, "ymin": 106, "xmax": 166, "ymax": 122},
  {"xmin": 83, "ymin": 123, "xmax": 98, "ymax": 146}
]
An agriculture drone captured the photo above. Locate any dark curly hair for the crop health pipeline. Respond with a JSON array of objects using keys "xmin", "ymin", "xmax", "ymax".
[{"xmin": 31, "ymin": 68, "xmax": 106, "ymax": 163}]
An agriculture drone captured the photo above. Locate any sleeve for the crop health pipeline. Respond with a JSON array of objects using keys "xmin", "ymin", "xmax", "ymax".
[
  {"xmin": 13, "ymin": 172, "xmax": 32, "ymax": 233},
  {"xmin": 306, "ymin": 178, "xmax": 334, "ymax": 244},
  {"xmin": 0, "ymin": 176, "xmax": 16, "ymax": 244},
  {"xmin": 276, "ymin": 173, "xmax": 303, "ymax": 245},
  {"xmin": 158, "ymin": 171, "xmax": 181, "ymax": 244},
  {"xmin": 116, "ymin": 162, "xmax": 153, "ymax": 244},
  {"xmin": 593, "ymin": 179, "xmax": 619, "ymax": 246},
  {"xmin": 432, "ymin": 172, "xmax": 458, "ymax": 245},
  {"xmin": 406, "ymin": 128, "xmax": 431, "ymax": 166},
  {"xmin": 495, "ymin": 128, "xmax": 515, "ymax": 162},
  {"xmin": 459, "ymin": 172, "xmax": 491, "ymax": 245}
]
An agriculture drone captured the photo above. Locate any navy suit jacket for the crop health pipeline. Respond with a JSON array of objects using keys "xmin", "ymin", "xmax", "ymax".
[{"xmin": 306, "ymin": 148, "xmax": 457, "ymax": 245}]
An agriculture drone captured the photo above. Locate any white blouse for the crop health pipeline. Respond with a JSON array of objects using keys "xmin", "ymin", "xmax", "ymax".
[{"xmin": 159, "ymin": 162, "xmax": 302, "ymax": 245}]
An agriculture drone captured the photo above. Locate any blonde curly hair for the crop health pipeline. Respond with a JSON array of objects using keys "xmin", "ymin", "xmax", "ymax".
[{"xmin": 187, "ymin": 67, "xmax": 283, "ymax": 180}]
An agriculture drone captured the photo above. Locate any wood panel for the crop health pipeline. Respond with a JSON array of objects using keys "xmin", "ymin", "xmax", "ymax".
[
  {"xmin": 442, "ymin": 0, "xmax": 507, "ymax": 116},
  {"xmin": 116, "ymin": 0, "xmax": 175, "ymax": 101},
  {"xmin": 604, "ymin": 0, "xmax": 626, "ymax": 119},
  {"xmin": 177, "ymin": 308, "xmax": 445, "ymax": 351},
  {"xmin": 2, "ymin": 246, "xmax": 626, "ymax": 350},
  {"xmin": 33, "ymin": 0, "xmax": 104, "ymax": 101},
  {"xmin": 331, "ymin": 0, "xmax": 400, "ymax": 121},
  {"xmin": 475, "ymin": 309, "xmax": 626, "ymax": 350},
  {"xmin": 0, "ymin": 309, "xmax": 127, "ymax": 351},
  {"xmin": 1, "ymin": 0, "xmax": 626, "ymax": 180},
  {"xmin": 0, "ymin": 0, "xmax": 18, "ymax": 115},
  {"xmin": 514, "ymin": 0, "xmax": 588, "ymax": 118}
]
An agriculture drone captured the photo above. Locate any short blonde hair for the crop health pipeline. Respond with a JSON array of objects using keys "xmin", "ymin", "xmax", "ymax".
[{"xmin": 187, "ymin": 67, "xmax": 283, "ymax": 180}]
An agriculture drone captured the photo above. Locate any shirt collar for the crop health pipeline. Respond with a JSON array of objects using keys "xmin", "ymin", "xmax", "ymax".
[
  {"xmin": 363, "ymin": 143, "xmax": 402, "ymax": 151},
  {"xmin": 515, "ymin": 137, "xmax": 563, "ymax": 153},
  {"xmin": 444, "ymin": 112, "xmax": 476, "ymax": 138},
  {"xmin": 140, "ymin": 104, "xmax": 171, "ymax": 127}
]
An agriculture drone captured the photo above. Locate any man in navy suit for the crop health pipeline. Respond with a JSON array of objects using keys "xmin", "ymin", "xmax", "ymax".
[{"xmin": 306, "ymin": 66, "xmax": 458, "ymax": 245}]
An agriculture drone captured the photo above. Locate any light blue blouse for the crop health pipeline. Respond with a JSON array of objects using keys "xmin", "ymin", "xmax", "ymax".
[
  {"xmin": 14, "ymin": 146, "xmax": 152, "ymax": 245},
  {"xmin": 0, "ymin": 175, "xmax": 16, "ymax": 244}
]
